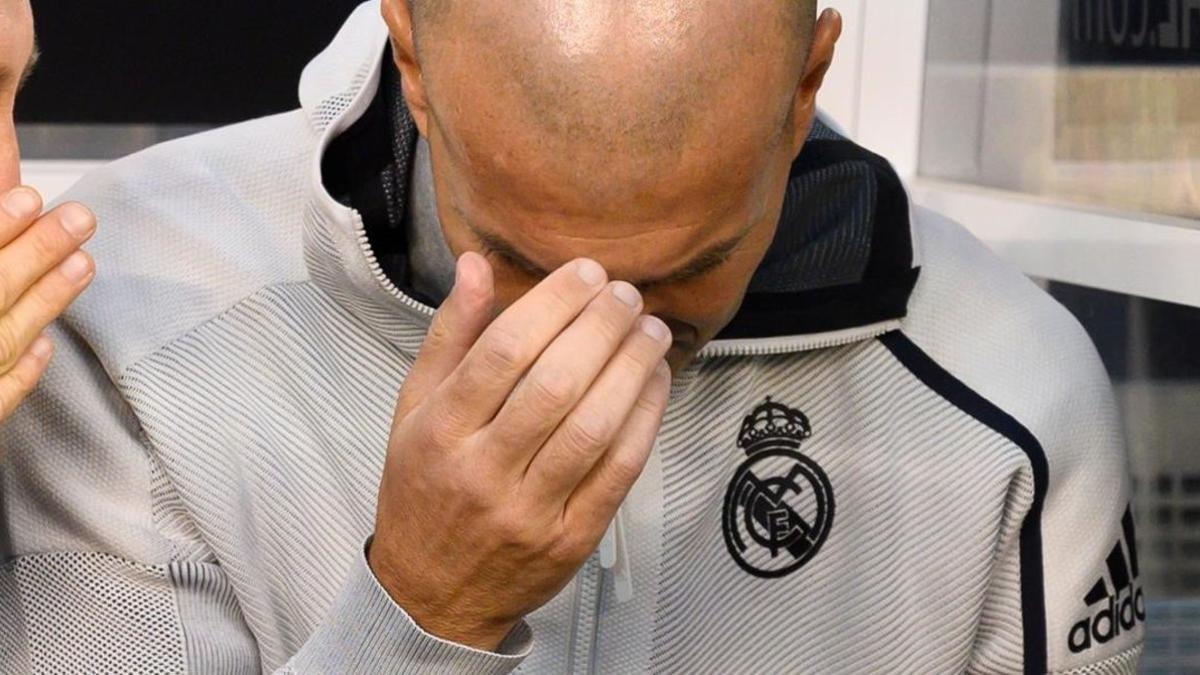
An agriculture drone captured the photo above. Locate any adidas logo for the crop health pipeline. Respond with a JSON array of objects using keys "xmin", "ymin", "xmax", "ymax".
[{"xmin": 1067, "ymin": 504, "xmax": 1145, "ymax": 654}]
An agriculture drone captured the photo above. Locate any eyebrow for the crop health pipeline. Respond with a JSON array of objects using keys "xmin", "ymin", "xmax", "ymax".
[{"xmin": 467, "ymin": 220, "xmax": 753, "ymax": 289}]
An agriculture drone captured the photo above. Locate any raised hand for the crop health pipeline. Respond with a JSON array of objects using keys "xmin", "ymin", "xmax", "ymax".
[
  {"xmin": 370, "ymin": 252, "xmax": 672, "ymax": 650},
  {"xmin": 0, "ymin": 0, "xmax": 98, "ymax": 424},
  {"xmin": 0, "ymin": 191, "xmax": 96, "ymax": 421}
]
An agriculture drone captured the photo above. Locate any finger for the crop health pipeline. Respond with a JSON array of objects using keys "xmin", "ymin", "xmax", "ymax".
[
  {"xmin": 485, "ymin": 281, "xmax": 644, "ymax": 466},
  {"xmin": 526, "ymin": 314, "xmax": 672, "ymax": 498},
  {"xmin": 0, "ymin": 202, "xmax": 96, "ymax": 314},
  {"xmin": 0, "ymin": 186, "xmax": 43, "ymax": 248},
  {"xmin": 0, "ymin": 333, "xmax": 53, "ymax": 422},
  {"xmin": 436, "ymin": 258, "xmax": 608, "ymax": 431},
  {"xmin": 564, "ymin": 359, "xmax": 671, "ymax": 533},
  {"xmin": 395, "ymin": 252, "xmax": 495, "ymax": 419},
  {"xmin": 0, "ymin": 250, "xmax": 94, "ymax": 374}
]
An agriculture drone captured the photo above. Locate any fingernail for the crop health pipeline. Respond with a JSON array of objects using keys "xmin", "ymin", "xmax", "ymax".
[
  {"xmin": 611, "ymin": 281, "xmax": 641, "ymax": 309},
  {"xmin": 59, "ymin": 203, "xmax": 96, "ymax": 239},
  {"xmin": 640, "ymin": 315, "xmax": 671, "ymax": 343},
  {"xmin": 3, "ymin": 187, "xmax": 40, "ymax": 219},
  {"xmin": 575, "ymin": 259, "xmax": 606, "ymax": 286},
  {"xmin": 59, "ymin": 251, "xmax": 93, "ymax": 282},
  {"xmin": 30, "ymin": 335, "xmax": 53, "ymax": 360}
]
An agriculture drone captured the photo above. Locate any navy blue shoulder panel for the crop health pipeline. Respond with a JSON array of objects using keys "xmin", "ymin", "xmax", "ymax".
[
  {"xmin": 718, "ymin": 137, "xmax": 918, "ymax": 340},
  {"xmin": 879, "ymin": 331, "xmax": 1050, "ymax": 675}
]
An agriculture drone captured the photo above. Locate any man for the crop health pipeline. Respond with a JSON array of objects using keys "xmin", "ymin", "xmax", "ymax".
[
  {"xmin": 1, "ymin": 1, "xmax": 1143, "ymax": 672},
  {"xmin": 0, "ymin": 0, "xmax": 97, "ymax": 429}
]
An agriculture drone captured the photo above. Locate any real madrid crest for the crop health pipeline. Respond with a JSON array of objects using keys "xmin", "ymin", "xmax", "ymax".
[{"xmin": 722, "ymin": 397, "xmax": 835, "ymax": 578}]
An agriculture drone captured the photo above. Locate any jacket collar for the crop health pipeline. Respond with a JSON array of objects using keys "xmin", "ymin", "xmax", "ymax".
[{"xmin": 299, "ymin": 2, "xmax": 920, "ymax": 360}]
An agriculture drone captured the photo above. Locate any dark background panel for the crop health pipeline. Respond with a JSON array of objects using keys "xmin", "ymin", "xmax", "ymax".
[
  {"xmin": 1048, "ymin": 281, "xmax": 1200, "ymax": 380},
  {"xmin": 16, "ymin": 1, "xmax": 365, "ymax": 125},
  {"xmin": 1059, "ymin": 0, "xmax": 1200, "ymax": 65}
]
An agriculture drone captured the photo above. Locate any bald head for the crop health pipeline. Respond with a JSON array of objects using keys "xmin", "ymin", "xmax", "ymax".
[
  {"xmin": 384, "ymin": 0, "xmax": 838, "ymax": 365},
  {"xmin": 401, "ymin": 1, "xmax": 817, "ymax": 196},
  {"xmin": 408, "ymin": 1, "xmax": 817, "ymax": 62}
]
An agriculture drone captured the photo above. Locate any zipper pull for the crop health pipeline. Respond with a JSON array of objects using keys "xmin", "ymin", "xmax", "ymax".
[
  {"xmin": 599, "ymin": 518, "xmax": 617, "ymax": 568},
  {"xmin": 612, "ymin": 508, "xmax": 633, "ymax": 603}
]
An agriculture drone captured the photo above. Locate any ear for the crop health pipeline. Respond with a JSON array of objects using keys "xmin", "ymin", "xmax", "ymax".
[
  {"xmin": 382, "ymin": 0, "xmax": 431, "ymax": 138},
  {"xmin": 789, "ymin": 8, "xmax": 843, "ymax": 155}
]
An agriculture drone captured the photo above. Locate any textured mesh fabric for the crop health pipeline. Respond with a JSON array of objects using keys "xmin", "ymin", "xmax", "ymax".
[
  {"xmin": 1054, "ymin": 646, "xmax": 1142, "ymax": 674},
  {"xmin": 0, "ymin": 565, "xmax": 30, "ymax": 670},
  {"xmin": 10, "ymin": 553, "xmax": 183, "ymax": 674}
]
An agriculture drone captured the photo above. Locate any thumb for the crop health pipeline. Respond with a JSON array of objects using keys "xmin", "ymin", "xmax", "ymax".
[{"xmin": 395, "ymin": 251, "xmax": 494, "ymax": 418}]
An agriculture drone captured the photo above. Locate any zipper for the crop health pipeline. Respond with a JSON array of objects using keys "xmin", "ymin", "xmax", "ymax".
[
  {"xmin": 567, "ymin": 556, "xmax": 605, "ymax": 675},
  {"xmin": 349, "ymin": 209, "xmax": 438, "ymax": 319},
  {"xmin": 698, "ymin": 319, "xmax": 902, "ymax": 359}
]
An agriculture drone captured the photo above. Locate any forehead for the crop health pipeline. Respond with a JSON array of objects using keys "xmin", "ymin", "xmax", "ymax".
[
  {"xmin": 418, "ymin": 0, "xmax": 797, "ymax": 276},
  {"xmin": 430, "ymin": 61, "xmax": 787, "ymax": 234},
  {"xmin": 438, "ymin": 112, "xmax": 775, "ymax": 243},
  {"xmin": 438, "ymin": 139, "xmax": 777, "ymax": 286}
]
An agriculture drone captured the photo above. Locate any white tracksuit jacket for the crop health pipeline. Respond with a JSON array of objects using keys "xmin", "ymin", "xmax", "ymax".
[{"xmin": 0, "ymin": 3, "xmax": 1142, "ymax": 673}]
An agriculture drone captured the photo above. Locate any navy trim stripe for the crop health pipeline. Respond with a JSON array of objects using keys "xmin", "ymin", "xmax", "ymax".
[
  {"xmin": 717, "ymin": 137, "xmax": 919, "ymax": 341},
  {"xmin": 1105, "ymin": 544, "xmax": 1132, "ymax": 592},
  {"xmin": 1121, "ymin": 505, "xmax": 1139, "ymax": 579},
  {"xmin": 1084, "ymin": 579, "xmax": 1109, "ymax": 606},
  {"xmin": 879, "ymin": 332, "xmax": 1049, "ymax": 675}
]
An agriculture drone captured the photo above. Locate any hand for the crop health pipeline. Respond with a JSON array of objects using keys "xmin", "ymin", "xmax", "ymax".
[
  {"xmin": 0, "ymin": 190, "xmax": 96, "ymax": 421},
  {"xmin": 0, "ymin": 1, "xmax": 99, "ymax": 424},
  {"xmin": 370, "ymin": 253, "xmax": 672, "ymax": 651}
]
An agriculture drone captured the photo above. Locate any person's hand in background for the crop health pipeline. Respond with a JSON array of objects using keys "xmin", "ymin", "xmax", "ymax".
[{"xmin": 0, "ymin": 0, "xmax": 97, "ymax": 423}]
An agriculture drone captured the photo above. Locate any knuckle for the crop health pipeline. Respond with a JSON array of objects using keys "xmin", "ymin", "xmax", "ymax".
[
  {"xmin": 479, "ymin": 328, "xmax": 526, "ymax": 374},
  {"xmin": 494, "ymin": 511, "xmax": 538, "ymax": 548},
  {"xmin": 5, "ymin": 361, "xmax": 39, "ymax": 396},
  {"xmin": 0, "ymin": 271, "xmax": 10, "ymax": 311},
  {"xmin": 417, "ymin": 407, "xmax": 467, "ymax": 451},
  {"xmin": 546, "ymin": 532, "xmax": 586, "ymax": 565},
  {"xmin": 614, "ymin": 348, "xmax": 655, "ymax": 379},
  {"xmin": 23, "ymin": 280, "xmax": 60, "ymax": 318},
  {"xmin": 459, "ymin": 476, "xmax": 494, "ymax": 508},
  {"xmin": 560, "ymin": 414, "xmax": 610, "ymax": 454},
  {"xmin": 590, "ymin": 307, "xmax": 630, "ymax": 346},
  {"xmin": 606, "ymin": 453, "xmax": 647, "ymax": 488},
  {"xmin": 418, "ymin": 415, "xmax": 453, "ymax": 450},
  {"xmin": 0, "ymin": 322, "xmax": 22, "ymax": 372},
  {"xmin": 29, "ymin": 225, "xmax": 69, "ymax": 263},
  {"xmin": 526, "ymin": 371, "xmax": 575, "ymax": 411},
  {"xmin": 634, "ymin": 384, "xmax": 668, "ymax": 417},
  {"xmin": 546, "ymin": 287, "xmax": 579, "ymax": 316},
  {"xmin": 424, "ymin": 309, "xmax": 454, "ymax": 347}
]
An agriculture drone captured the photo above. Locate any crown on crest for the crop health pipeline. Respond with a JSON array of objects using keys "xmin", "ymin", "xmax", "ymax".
[{"xmin": 737, "ymin": 397, "xmax": 812, "ymax": 452}]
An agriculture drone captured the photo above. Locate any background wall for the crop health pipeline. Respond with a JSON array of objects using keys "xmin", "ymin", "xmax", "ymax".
[{"xmin": 17, "ymin": 0, "xmax": 363, "ymax": 160}]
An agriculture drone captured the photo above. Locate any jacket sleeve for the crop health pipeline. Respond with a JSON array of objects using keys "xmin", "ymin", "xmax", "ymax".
[
  {"xmin": 0, "ymin": 322, "xmax": 530, "ymax": 674},
  {"xmin": 965, "ymin": 335, "xmax": 1144, "ymax": 674}
]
